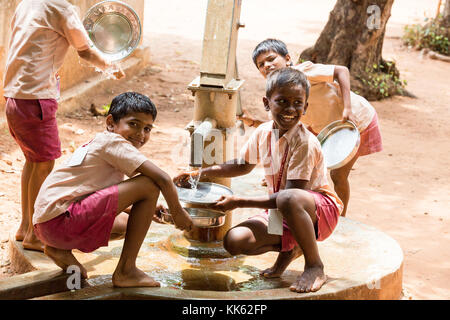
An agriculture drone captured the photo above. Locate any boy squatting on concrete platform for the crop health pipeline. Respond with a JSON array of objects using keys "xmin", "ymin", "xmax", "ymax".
[
  {"xmin": 175, "ymin": 68, "xmax": 343, "ymax": 293},
  {"xmin": 33, "ymin": 92, "xmax": 193, "ymax": 287},
  {"xmin": 3, "ymin": 0, "xmax": 124, "ymax": 252}
]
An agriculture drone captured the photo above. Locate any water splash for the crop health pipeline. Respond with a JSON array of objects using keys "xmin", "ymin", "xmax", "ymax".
[
  {"xmin": 95, "ymin": 65, "xmax": 120, "ymax": 80},
  {"xmin": 188, "ymin": 169, "xmax": 202, "ymax": 190}
]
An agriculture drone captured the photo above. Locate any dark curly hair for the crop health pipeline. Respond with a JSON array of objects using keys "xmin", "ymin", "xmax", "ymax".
[{"xmin": 108, "ymin": 92, "xmax": 157, "ymax": 122}]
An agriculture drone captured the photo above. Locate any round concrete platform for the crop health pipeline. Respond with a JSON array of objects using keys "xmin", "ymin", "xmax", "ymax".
[{"xmin": 5, "ymin": 216, "xmax": 403, "ymax": 300}]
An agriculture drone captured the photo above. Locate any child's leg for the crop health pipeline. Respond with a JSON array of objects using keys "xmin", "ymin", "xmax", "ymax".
[
  {"xmin": 109, "ymin": 212, "xmax": 128, "ymax": 241},
  {"xmin": 223, "ymin": 218, "xmax": 281, "ymax": 256},
  {"xmin": 16, "ymin": 160, "xmax": 33, "ymax": 241},
  {"xmin": 276, "ymin": 189, "xmax": 326, "ymax": 293},
  {"xmin": 112, "ymin": 175, "xmax": 161, "ymax": 288},
  {"xmin": 260, "ymin": 246, "xmax": 303, "ymax": 278},
  {"xmin": 44, "ymin": 246, "xmax": 88, "ymax": 279},
  {"xmin": 330, "ymin": 154, "xmax": 359, "ymax": 217},
  {"xmin": 23, "ymin": 160, "xmax": 54, "ymax": 251},
  {"xmin": 224, "ymin": 216, "xmax": 304, "ymax": 279}
]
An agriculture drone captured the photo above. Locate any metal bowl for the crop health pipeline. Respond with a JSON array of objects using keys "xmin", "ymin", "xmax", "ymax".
[
  {"xmin": 176, "ymin": 182, "xmax": 233, "ymax": 205},
  {"xmin": 317, "ymin": 120, "xmax": 360, "ymax": 170},
  {"xmin": 83, "ymin": 1, "xmax": 142, "ymax": 62},
  {"xmin": 160, "ymin": 207, "xmax": 226, "ymax": 228}
]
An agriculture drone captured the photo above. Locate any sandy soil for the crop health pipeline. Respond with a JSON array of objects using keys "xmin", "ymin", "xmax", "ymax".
[{"xmin": 0, "ymin": 0, "xmax": 449, "ymax": 300}]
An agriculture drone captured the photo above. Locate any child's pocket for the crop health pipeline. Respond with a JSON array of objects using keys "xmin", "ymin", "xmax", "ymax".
[{"xmin": 37, "ymin": 99, "xmax": 58, "ymax": 121}]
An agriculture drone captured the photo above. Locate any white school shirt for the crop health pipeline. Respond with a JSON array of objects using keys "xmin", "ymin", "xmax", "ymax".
[
  {"xmin": 294, "ymin": 61, "xmax": 376, "ymax": 133},
  {"xmin": 33, "ymin": 131, "xmax": 148, "ymax": 225},
  {"xmin": 3, "ymin": 0, "xmax": 91, "ymax": 100},
  {"xmin": 240, "ymin": 121, "xmax": 343, "ymax": 213}
]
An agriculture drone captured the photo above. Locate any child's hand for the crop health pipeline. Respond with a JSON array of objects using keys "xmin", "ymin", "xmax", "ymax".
[
  {"xmin": 111, "ymin": 64, "xmax": 125, "ymax": 80},
  {"xmin": 170, "ymin": 207, "xmax": 193, "ymax": 231},
  {"xmin": 173, "ymin": 170, "xmax": 199, "ymax": 188},
  {"xmin": 342, "ymin": 108, "xmax": 356, "ymax": 124},
  {"xmin": 104, "ymin": 61, "xmax": 125, "ymax": 80},
  {"xmin": 211, "ymin": 195, "xmax": 240, "ymax": 212}
]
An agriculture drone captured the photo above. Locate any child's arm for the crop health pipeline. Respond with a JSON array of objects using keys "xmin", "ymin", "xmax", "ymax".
[
  {"xmin": 333, "ymin": 66, "xmax": 355, "ymax": 123},
  {"xmin": 211, "ymin": 179, "xmax": 308, "ymax": 212},
  {"xmin": 201, "ymin": 161, "xmax": 256, "ymax": 178},
  {"xmin": 77, "ymin": 47, "xmax": 125, "ymax": 80},
  {"xmin": 135, "ymin": 160, "xmax": 193, "ymax": 231},
  {"xmin": 173, "ymin": 160, "xmax": 255, "ymax": 188}
]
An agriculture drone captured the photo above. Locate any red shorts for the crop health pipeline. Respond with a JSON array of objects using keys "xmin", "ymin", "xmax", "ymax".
[
  {"xmin": 252, "ymin": 191, "xmax": 339, "ymax": 252},
  {"xmin": 357, "ymin": 113, "xmax": 383, "ymax": 157},
  {"xmin": 5, "ymin": 98, "xmax": 61, "ymax": 162},
  {"xmin": 34, "ymin": 185, "xmax": 119, "ymax": 253}
]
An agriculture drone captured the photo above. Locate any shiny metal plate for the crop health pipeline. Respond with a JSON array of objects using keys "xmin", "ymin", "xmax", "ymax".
[
  {"xmin": 83, "ymin": 1, "xmax": 141, "ymax": 62},
  {"xmin": 176, "ymin": 182, "xmax": 233, "ymax": 205},
  {"xmin": 317, "ymin": 120, "xmax": 360, "ymax": 170},
  {"xmin": 160, "ymin": 208, "xmax": 226, "ymax": 228}
]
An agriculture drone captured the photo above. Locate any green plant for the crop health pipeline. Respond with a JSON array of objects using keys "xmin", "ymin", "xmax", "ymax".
[
  {"xmin": 402, "ymin": 16, "xmax": 449, "ymax": 55},
  {"xmin": 359, "ymin": 61, "xmax": 407, "ymax": 98},
  {"xmin": 102, "ymin": 103, "xmax": 111, "ymax": 113}
]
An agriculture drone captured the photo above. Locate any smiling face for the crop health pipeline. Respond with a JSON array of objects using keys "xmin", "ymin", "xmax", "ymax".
[
  {"xmin": 255, "ymin": 50, "xmax": 292, "ymax": 78},
  {"xmin": 264, "ymin": 84, "xmax": 308, "ymax": 135},
  {"xmin": 106, "ymin": 112, "xmax": 154, "ymax": 149}
]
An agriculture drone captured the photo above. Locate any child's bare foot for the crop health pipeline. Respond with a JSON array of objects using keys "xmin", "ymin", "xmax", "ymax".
[
  {"xmin": 15, "ymin": 225, "xmax": 28, "ymax": 241},
  {"xmin": 112, "ymin": 267, "xmax": 161, "ymax": 288},
  {"xmin": 260, "ymin": 246, "xmax": 303, "ymax": 278},
  {"xmin": 289, "ymin": 265, "xmax": 327, "ymax": 293},
  {"xmin": 44, "ymin": 246, "xmax": 88, "ymax": 278},
  {"xmin": 22, "ymin": 232, "xmax": 44, "ymax": 252}
]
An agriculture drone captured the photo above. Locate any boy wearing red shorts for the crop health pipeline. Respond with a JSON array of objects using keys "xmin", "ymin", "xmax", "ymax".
[
  {"xmin": 33, "ymin": 92, "xmax": 193, "ymax": 286},
  {"xmin": 241, "ymin": 39, "xmax": 383, "ymax": 217},
  {"xmin": 174, "ymin": 68, "xmax": 343, "ymax": 294},
  {"xmin": 3, "ymin": 0, "xmax": 124, "ymax": 251}
]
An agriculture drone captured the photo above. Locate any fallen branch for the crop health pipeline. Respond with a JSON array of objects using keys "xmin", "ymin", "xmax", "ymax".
[
  {"xmin": 420, "ymin": 48, "xmax": 450, "ymax": 62},
  {"xmin": 428, "ymin": 50, "xmax": 450, "ymax": 62}
]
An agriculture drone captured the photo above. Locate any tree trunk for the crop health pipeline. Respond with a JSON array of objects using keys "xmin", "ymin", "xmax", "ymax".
[
  {"xmin": 444, "ymin": 0, "xmax": 450, "ymax": 27},
  {"xmin": 299, "ymin": 0, "xmax": 405, "ymax": 101}
]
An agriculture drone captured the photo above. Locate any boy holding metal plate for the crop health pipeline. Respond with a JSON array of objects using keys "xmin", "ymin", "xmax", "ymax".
[
  {"xmin": 33, "ymin": 92, "xmax": 193, "ymax": 286},
  {"xmin": 174, "ymin": 68, "xmax": 343, "ymax": 293},
  {"xmin": 3, "ymin": 0, "xmax": 124, "ymax": 252},
  {"xmin": 241, "ymin": 39, "xmax": 383, "ymax": 217}
]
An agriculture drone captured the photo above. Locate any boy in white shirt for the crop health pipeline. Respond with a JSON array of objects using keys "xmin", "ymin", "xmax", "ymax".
[
  {"xmin": 175, "ymin": 68, "xmax": 342, "ymax": 293},
  {"xmin": 240, "ymin": 39, "xmax": 383, "ymax": 217},
  {"xmin": 34, "ymin": 92, "xmax": 193, "ymax": 287},
  {"xmin": 4, "ymin": 0, "xmax": 124, "ymax": 251}
]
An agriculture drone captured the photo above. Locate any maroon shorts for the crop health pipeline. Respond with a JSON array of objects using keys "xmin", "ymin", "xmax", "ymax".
[
  {"xmin": 34, "ymin": 185, "xmax": 119, "ymax": 253},
  {"xmin": 252, "ymin": 191, "xmax": 340, "ymax": 252},
  {"xmin": 5, "ymin": 97, "xmax": 61, "ymax": 162},
  {"xmin": 357, "ymin": 113, "xmax": 383, "ymax": 157}
]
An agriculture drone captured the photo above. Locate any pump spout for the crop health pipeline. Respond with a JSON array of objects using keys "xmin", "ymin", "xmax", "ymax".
[{"xmin": 190, "ymin": 117, "xmax": 217, "ymax": 167}]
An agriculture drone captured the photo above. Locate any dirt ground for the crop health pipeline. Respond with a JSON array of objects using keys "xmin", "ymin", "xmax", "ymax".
[{"xmin": 0, "ymin": 0, "xmax": 449, "ymax": 300}]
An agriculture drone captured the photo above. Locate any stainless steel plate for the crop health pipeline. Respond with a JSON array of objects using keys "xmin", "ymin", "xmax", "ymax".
[
  {"xmin": 317, "ymin": 120, "xmax": 360, "ymax": 170},
  {"xmin": 176, "ymin": 182, "xmax": 233, "ymax": 205},
  {"xmin": 160, "ymin": 208, "xmax": 226, "ymax": 228},
  {"xmin": 83, "ymin": 1, "xmax": 141, "ymax": 62}
]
